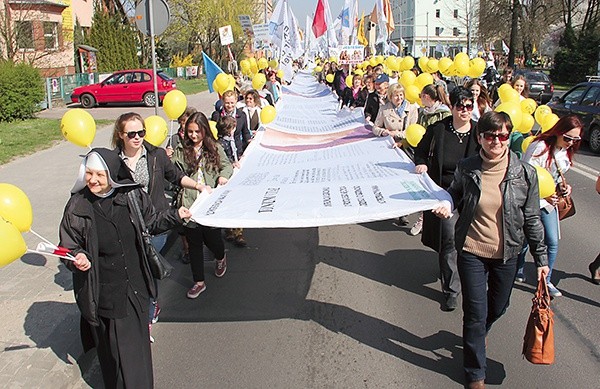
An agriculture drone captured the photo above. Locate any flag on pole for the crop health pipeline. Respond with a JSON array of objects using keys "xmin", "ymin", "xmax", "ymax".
[
  {"xmin": 502, "ymin": 40, "xmax": 509, "ymax": 54},
  {"xmin": 280, "ymin": 1, "xmax": 294, "ymax": 82},
  {"xmin": 202, "ymin": 51, "xmax": 224, "ymax": 94},
  {"xmin": 375, "ymin": 0, "xmax": 388, "ymax": 45},
  {"xmin": 384, "ymin": 0, "xmax": 395, "ymax": 34},
  {"xmin": 357, "ymin": 13, "xmax": 368, "ymax": 46},
  {"xmin": 339, "ymin": 0, "xmax": 352, "ymax": 45},
  {"xmin": 312, "ymin": 0, "xmax": 327, "ymax": 38},
  {"xmin": 269, "ymin": 0, "xmax": 286, "ymax": 46}
]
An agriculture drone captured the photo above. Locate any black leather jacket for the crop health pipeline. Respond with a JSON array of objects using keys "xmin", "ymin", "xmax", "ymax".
[{"xmin": 447, "ymin": 151, "xmax": 548, "ymax": 266}]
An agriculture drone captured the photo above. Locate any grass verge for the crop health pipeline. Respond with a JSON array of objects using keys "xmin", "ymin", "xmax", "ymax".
[
  {"xmin": 176, "ymin": 76, "xmax": 208, "ymax": 95},
  {"xmin": 0, "ymin": 118, "xmax": 112, "ymax": 165}
]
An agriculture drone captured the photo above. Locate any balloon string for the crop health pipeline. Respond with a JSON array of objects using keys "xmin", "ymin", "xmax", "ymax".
[
  {"xmin": 29, "ymin": 229, "xmax": 53, "ymax": 245},
  {"xmin": 168, "ymin": 120, "xmax": 174, "ymax": 147},
  {"xmin": 26, "ymin": 249, "xmax": 76, "ymax": 262}
]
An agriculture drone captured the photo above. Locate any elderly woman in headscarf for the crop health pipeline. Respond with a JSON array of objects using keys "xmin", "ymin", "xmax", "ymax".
[{"xmin": 59, "ymin": 148, "xmax": 191, "ymax": 389}]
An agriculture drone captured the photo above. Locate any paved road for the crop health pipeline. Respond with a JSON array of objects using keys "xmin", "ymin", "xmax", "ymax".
[{"xmin": 0, "ymin": 90, "xmax": 599, "ymax": 388}]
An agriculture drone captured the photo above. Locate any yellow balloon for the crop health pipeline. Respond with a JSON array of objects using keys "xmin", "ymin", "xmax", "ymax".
[
  {"xmin": 250, "ymin": 63, "xmax": 259, "ymax": 75},
  {"xmin": 277, "ymin": 69, "xmax": 284, "ymax": 79},
  {"xmin": 454, "ymin": 60, "xmax": 469, "ymax": 77},
  {"xmin": 376, "ymin": 55, "xmax": 384, "ymax": 64},
  {"xmin": 212, "ymin": 79, "xmax": 219, "ymax": 94},
  {"xmin": 405, "ymin": 124, "xmax": 427, "ymax": 147},
  {"xmin": 240, "ymin": 59, "xmax": 250, "ymax": 72},
  {"xmin": 252, "ymin": 73, "xmax": 267, "ymax": 90},
  {"xmin": 400, "ymin": 70, "xmax": 416, "ymax": 88},
  {"xmin": 518, "ymin": 113, "xmax": 535, "ymax": 134},
  {"xmin": 405, "ymin": 85, "xmax": 421, "ymax": 104},
  {"xmin": 454, "ymin": 52, "xmax": 469, "ymax": 65},
  {"xmin": 426, "ymin": 59, "xmax": 439, "ymax": 73},
  {"xmin": 249, "ymin": 57, "xmax": 257, "ymax": 67},
  {"xmin": 60, "ymin": 108, "xmax": 96, "ymax": 148},
  {"xmin": 0, "ymin": 183, "xmax": 33, "ymax": 232},
  {"xmin": 385, "ymin": 56, "xmax": 399, "ymax": 72},
  {"xmin": 498, "ymin": 84, "xmax": 520, "ymax": 103},
  {"xmin": 215, "ymin": 73, "xmax": 229, "ymax": 94},
  {"xmin": 345, "ymin": 74, "xmax": 354, "ymax": 88},
  {"xmin": 535, "ymin": 166, "xmax": 556, "ymax": 198},
  {"xmin": 260, "ymin": 105, "xmax": 277, "ymax": 124},
  {"xmin": 401, "ymin": 56, "xmax": 415, "ymax": 71},
  {"xmin": 163, "ymin": 90, "xmax": 187, "ymax": 120},
  {"xmin": 534, "ymin": 105, "xmax": 552, "ymax": 125},
  {"xmin": 269, "ymin": 59, "xmax": 279, "ymax": 69},
  {"xmin": 414, "ymin": 73, "xmax": 434, "ymax": 90},
  {"xmin": 314, "ymin": 66, "xmax": 323, "ymax": 73},
  {"xmin": 470, "ymin": 57, "xmax": 486, "ymax": 77},
  {"xmin": 418, "ymin": 56, "xmax": 429, "ymax": 72},
  {"xmin": 222, "ymin": 74, "xmax": 236, "ymax": 93},
  {"xmin": 520, "ymin": 98, "xmax": 537, "ymax": 115},
  {"xmin": 438, "ymin": 57, "xmax": 453, "ymax": 74},
  {"xmin": 144, "ymin": 115, "xmax": 168, "ymax": 146},
  {"xmin": 495, "ymin": 101, "xmax": 523, "ymax": 129},
  {"xmin": 354, "ymin": 69, "xmax": 364, "ymax": 76},
  {"xmin": 521, "ymin": 135, "xmax": 535, "ymax": 153},
  {"xmin": 369, "ymin": 57, "xmax": 378, "ymax": 67},
  {"xmin": 258, "ymin": 57, "xmax": 269, "ymax": 70},
  {"xmin": 325, "ymin": 73, "xmax": 335, "ymax": 83},
  {"xmin": 0, "ymin": 217, "xmax": 27, "ymax": 268},
  {"xmin": 208, "ymin": 120, "xmax": 218, "ymax": 140},
  {"xmin": 541, "ymin": 113, "xmax": 559, "ymax": 133}
]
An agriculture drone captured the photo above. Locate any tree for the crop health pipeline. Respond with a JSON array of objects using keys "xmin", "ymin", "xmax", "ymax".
[{"xmin": 85, "ymin": 5, "xmax": 138, "ymax": 72}]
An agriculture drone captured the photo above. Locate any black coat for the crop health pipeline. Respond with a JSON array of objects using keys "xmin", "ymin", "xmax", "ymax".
[
  {"xmin": 59, "ymin": 187, "xmax": 181, "ymax": 326},
  {"xmin": 414, "ymin": 117, "xmax": 479, "ymax": 252},
  {"xmin": 211, "ymin": 109, "xmax": 252, "ymax": 153},
  {"xmin": 341, "ymin": 87, "xmax": 368, "ymax": 108},
  {"xmin": 364, "ymin": 91, "xmax": 383, "ymax": 122},
  {"xmin": 117, "ymin": 141, "xmax": 185, "ymax": 212}
]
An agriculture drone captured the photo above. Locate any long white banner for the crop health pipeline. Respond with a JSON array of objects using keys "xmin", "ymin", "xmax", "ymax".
[{"xmin": 189, "ymin": 72, "xmax": 451, "ymax": 228}]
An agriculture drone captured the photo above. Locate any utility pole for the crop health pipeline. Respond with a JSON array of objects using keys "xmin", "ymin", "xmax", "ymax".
[
  {"xmin": 508, "ymin": 0, "xmax": 519, "ymax": 68},
  {"xmin": 426, "ymin": 12, "xmax": 429, "ymax": 57}
]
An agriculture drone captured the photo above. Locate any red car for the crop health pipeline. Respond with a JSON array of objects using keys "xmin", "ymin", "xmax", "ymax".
[{"xmin": 70, "ymin": 69, "xmax": 176, "ymax": 108}]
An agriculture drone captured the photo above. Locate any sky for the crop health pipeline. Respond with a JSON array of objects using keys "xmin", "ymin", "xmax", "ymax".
[{"xmin": 287, "ymin": 0, "xmax": 377, "ymax": 26}]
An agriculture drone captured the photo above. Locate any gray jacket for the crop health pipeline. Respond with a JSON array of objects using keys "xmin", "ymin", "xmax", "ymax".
[{"xmin": 447, "ymin": 151, "xmax": 548, "ymax": 266}]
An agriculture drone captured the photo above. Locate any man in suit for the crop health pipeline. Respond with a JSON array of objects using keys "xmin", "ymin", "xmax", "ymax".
[{"xmin": 211, "ymin": 90, "xmax": 252, "ymax": 152}]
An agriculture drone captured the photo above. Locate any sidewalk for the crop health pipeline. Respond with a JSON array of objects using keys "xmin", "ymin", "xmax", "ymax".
[{"xmin": 0, "ymin": 91, "xmax": 218, "ymax": 388}]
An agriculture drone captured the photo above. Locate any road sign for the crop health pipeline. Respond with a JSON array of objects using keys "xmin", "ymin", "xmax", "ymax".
[{"xmin": 135, "ymin": 0, "xmax": 170, "ymax": 36}]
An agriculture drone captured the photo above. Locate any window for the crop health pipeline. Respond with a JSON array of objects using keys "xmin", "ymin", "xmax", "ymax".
[
  {"xmin": 581, "ymin": 86, "xmax": 600, "ymax": 107},
  {"xmin": 435, "ymin": 27, "xmax": 442, "ymax": 36},
  {"xmin": 43, "ymin": 22, "xmax": 59, "ymax": 50},
  {"xmin": 454, "ymin": 9, "xmax": 459, "ymax": 18},
  {"xmin": 453, "ymin": 27, "xmax": 460, "ymax": 36},
  {"xmin": 435, "ymin": 9, "xmax": 440, "ymax": 18},
  {"xmin": 15, "ymin": 21, "xmax": 34, "ymax": 49},
  {"xmin": 563, "ymin": 86, "xmax": 587, "ymax": 105}
]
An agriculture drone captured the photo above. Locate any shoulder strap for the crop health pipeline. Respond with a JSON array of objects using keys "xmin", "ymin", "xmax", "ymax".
[
  {"xmin": 554, "ymin": 159, "xmax": 567, "ymax": 185},
  {"xmin": 127, "ymin": 190, "xmax": 149, "ymax": 235}
]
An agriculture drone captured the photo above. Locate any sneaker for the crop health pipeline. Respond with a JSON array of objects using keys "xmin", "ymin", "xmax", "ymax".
[
  {"xmin": 151, "ymin": 302, "xmax": 161, "ymax": 324},
  {"xmin": 409, "ymin": 217, "xmax": 423, "ymax": 236},
  {"xmin": 547, "ymin": 282, "xmax": 562, "ymax": 297},
  {"xmin": 215, "ymin": 255, "xmax": 227, "ymax": 278},
  {"xmin": 392, "ymin": 216, "xmax": 410, "ymax": 227},
  {"xmin": 515, "ymin": 272, "xmax": 526, "ymax": 283},
  {"xmin": 149, "ymin": 324, "xmax": 154, "ymax": 343},
  {"xmin": 186, "ymin": 282, "xmax": 206, "ymax": 299}
]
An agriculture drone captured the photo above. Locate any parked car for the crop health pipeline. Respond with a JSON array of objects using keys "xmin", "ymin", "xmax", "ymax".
[
  {"xmin": 70, "ymin": 69, "xmax": 176, "ymax": 108},
  {"xmin": 514, "ymin": 70, "xmax": 554, "ymax": 104},
  {"xmin": 548, "ymin": 81, "xmax": 600, "ymax": 154}
]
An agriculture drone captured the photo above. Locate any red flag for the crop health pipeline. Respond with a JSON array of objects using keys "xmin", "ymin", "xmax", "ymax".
[{"xmin": 312, "ymin": 0, "xmax": 327, "ymax": 38}]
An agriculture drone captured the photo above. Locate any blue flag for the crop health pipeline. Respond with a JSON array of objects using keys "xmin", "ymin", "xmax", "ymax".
[{"xmin": 202, "ymin": 51, "xmax": 224, "ymax": 93}]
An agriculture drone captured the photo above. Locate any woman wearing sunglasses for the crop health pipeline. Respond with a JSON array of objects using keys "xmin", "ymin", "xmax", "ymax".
[
  {"xmin": 432, "ymin": 111, "xmax": 548, "ymax": 389},
  {"xmin": 517, "ymin": 114, "xmax": 584, "ymax": 297},
  {"xmin": 111, "ymin": 113, "xmax": 202, "ymax": 326},
  {"xmin": 414, "ymin": 86, "xmax": 480, "ymax": 312}
]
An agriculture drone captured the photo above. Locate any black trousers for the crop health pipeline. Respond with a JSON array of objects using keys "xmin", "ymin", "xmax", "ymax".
[
  {"xmin": 93, "ymin": 295, "xmax": 153, "ymax": 389},
  {"xmin": 184, "ymin": 225, "xmax": 225, "ymax": 282}
]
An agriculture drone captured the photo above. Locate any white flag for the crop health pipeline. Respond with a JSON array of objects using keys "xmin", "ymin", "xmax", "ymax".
[
  {"xmin": 269, "ymin": 0, "xmax": 286, "ymax": 47},
  {"xmin": 279, "ymin": 1, "xmax": 294, "ymax": 82}
]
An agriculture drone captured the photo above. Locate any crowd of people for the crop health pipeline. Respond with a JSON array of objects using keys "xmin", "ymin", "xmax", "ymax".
[{"xmin": 57, "ymin": 55, "xmax": 595, "ymax": 389}]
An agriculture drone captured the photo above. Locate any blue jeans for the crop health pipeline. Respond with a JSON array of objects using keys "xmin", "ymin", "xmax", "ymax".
[
  {"xmin": 516, "ymin": 207, "xmax": 558, "ymax": 283},
  {"xmin": 459, "ymin": 252, "xmax": 518, "ymax": 383}
]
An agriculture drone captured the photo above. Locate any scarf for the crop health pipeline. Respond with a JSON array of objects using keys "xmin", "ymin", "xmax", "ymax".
[{"xmin": 395, "ymin": 99, "xmax": 408, "ymax": 118}]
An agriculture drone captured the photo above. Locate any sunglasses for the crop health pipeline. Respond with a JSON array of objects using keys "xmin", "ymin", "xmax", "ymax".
[
  {"xmin": 124, "ymin": 129, "xmax": 146, "ymax": 139},
  {"xmin": 562, "ymin": 134, "xmax": 581, "ymax": 143},
  {"xmin": 480, "ymin": 132, "xmax": 510, "ymax": 142},
  {"xmin": 454, "ymin": 103, "xmax": 474, "ymax": 112}
]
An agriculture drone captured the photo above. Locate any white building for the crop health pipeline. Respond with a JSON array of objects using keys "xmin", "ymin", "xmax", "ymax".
[{"xmin": 390, "ymin": 0, "xmax": 478, "ymax": 58}]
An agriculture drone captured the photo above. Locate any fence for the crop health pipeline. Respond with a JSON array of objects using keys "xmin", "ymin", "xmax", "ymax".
[{"xmin": 42, "ymin": 66, "xmax": 203, "ymax": 109}]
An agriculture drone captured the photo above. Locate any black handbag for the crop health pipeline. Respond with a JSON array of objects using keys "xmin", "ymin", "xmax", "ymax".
[{"xmin": 128, "ymin": 190, "xmax": 173, "ymax": 279}]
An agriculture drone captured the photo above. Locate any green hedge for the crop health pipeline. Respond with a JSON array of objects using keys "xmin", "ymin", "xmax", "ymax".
[{"xmin": 0, "ymin": 61, "xmax": 45, "ymax": 122}]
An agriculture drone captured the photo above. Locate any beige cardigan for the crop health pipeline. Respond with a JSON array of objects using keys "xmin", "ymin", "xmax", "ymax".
[{"xmin": 372, "ymin": 100, "xmax": 419, "ymax": 139}]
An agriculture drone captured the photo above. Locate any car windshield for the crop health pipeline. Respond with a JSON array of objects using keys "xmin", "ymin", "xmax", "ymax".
[
  {"xmin": 158, "ymin": 71, "xmax": 173, "ymax": 81},
  {"xmin": 524, "ymin": 72, "xmax": 549, "ymax": 83}
]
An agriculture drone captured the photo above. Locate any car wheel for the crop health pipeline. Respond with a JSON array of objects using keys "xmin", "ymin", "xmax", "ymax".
[
  {"xmin": 589, "ymin": 126, "xmax": 600, "ymax": 154},
  {"xmin": 143, "ymin": 92, "xmax": 156, "ymax": 107},
  {"xmin": 80, "ymin": 94, "xmax": 96, "ymax": 108}
]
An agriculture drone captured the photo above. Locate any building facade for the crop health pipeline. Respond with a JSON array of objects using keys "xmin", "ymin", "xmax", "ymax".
[{"xmin": 390, "ymin": 0, "xmax": 477, "ymax": 58}]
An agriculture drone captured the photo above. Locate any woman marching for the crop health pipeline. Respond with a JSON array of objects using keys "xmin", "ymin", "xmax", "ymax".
[
  {"xmin": 433, "ymin": 111, "xmax": 548, "ymax": 388},
  {"xmin": 517, "ymin": 114, "xmax": 584, "ymax": 296},
  {"xmin": 172, "ymin": 112, "xmax": 234, "ymax": 298},
  {"xmin": 59, "ymin": 148, "xmax": 191, "ymax": 388}
]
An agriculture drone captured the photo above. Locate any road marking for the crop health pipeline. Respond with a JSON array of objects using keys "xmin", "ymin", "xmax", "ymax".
[{"xmin": 571, "ymin": 165, "xmax": 599, "ymax": 181}]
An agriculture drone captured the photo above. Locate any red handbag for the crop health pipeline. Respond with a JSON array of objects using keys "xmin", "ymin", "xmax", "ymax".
[{"xmin": 522, "ymin": 273, "xmax": 555, "ymax": 364}]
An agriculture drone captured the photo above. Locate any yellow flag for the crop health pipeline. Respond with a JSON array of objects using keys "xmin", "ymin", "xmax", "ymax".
[{"xmin": 358, "ymin": 12, "xmax": 368, "ymax": 46}]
